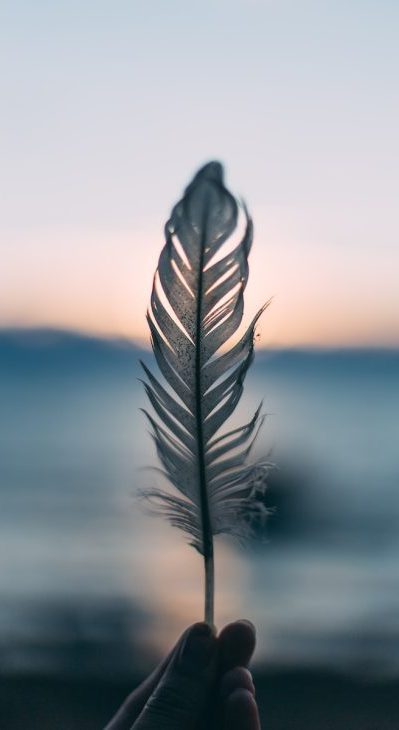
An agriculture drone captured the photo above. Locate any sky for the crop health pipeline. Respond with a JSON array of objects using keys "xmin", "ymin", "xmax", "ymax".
[{"xmin": 1, "ymin": 0, "xmax": 398, "ymax": 347}]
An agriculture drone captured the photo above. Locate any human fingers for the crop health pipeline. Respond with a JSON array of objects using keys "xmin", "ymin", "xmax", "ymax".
[
  {"xmin": 218, "ymin": 620, "xmax": 256, "ymax": 672},
  {"xmin": 220, "ymin": 667, "xmax": 255, "ymax": 700},
  {"xmin": 104, "ymin": 626, "xmax": 190, "ymax": 730},
  {"xmin": 224, "ymin": 688, "xmax": 261, "ymax": 730},
  {"xmin": 133, "ymin": 622, "xmax": 218, "ymax": 730}
]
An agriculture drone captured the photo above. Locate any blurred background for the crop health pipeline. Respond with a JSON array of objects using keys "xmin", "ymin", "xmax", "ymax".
[{"xmin": 1, "ymin": 1, "xmax": 398, "ymax": 728}]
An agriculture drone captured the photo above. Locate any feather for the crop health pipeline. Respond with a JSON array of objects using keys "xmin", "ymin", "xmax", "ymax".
[{"xmin": 141, "ymin": 161, "xmax": 270, "ymax": 624}]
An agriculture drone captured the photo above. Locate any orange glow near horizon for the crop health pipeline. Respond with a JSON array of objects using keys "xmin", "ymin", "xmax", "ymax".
[
  {"xmin": 1, "ymin": 205, "xmax": 398, "ymax": 348},
  {"xmin": 2, "ymin": 1, "xmax": 399, "ymax": 353}
]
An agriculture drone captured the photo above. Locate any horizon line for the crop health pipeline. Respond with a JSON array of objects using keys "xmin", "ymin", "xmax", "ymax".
[{"xmin": 1, "ymin": 325, "xmax": 398, "ymax": 353}]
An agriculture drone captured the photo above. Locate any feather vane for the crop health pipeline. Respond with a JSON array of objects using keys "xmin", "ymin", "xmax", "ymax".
[{"xmin": 141, "ymin": 162, "xmax": 270, "ymax": 621}]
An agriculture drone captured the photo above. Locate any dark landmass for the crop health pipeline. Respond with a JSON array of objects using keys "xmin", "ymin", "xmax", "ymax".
[
  {"xmin": 1, "ymin": 327, "xmax": 398, "ymax": 377},
  {"xmin": 0, "ymin": 328, "xmax": 147, "ymax": 376},
  {"xmin": 1, "ymin": 668, "xmax": 398, "ymax": 729}
]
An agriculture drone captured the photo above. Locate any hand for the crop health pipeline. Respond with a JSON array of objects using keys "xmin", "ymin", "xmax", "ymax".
[{"xmin": 105, "ymin": 620, "xmax": 261, "ymax": 730}]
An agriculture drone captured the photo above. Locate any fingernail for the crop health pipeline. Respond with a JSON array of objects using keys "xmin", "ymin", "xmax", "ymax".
[{"xmin": 178, "ymin": 623, "xmax": 216, "ymax": 671}]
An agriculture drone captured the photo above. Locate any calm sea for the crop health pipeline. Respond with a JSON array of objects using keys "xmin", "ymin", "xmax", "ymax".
[{"xmin": 0, "ymin": 331, "xmax": 398, "ymax": 676}]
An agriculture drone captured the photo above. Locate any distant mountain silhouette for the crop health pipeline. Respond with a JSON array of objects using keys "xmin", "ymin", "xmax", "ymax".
[
  {"xmin": 256, "ymin": 346, "xmax": 399, "ymax": 378},
  {"xmin": 0, "ymin": 328, "xmax": 147, "ymax": 375},
  {"xmin": 0, "ymin": 327, "xmax": 397, "ymax": 377}
]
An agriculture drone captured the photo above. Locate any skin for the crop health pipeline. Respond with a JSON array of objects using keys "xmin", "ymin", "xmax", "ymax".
[{"xmin": 105, "ymin": 620, "xmax": 261, "ymax": 730}]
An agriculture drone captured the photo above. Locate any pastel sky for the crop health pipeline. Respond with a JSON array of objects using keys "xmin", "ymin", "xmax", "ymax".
[{"xmin": 1, "ymin": 0, "xmax": 398, "ymax": 347}]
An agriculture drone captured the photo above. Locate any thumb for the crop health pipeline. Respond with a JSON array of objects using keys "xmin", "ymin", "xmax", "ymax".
[{"xmin": 133, "ymin": 623, "xmax": 218, "ymax": 730}]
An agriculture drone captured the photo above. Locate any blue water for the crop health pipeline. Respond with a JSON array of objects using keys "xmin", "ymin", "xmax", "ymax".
[{"xmin": 0, "ymin": 332, "xmax": 398, "ymax": 676}]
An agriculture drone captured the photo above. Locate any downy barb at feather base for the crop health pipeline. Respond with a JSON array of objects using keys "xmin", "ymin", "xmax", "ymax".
[{"xmin": 141, "ymin": 161, "xmax": 271, "ymax": 625}]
